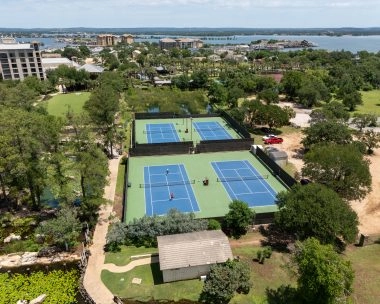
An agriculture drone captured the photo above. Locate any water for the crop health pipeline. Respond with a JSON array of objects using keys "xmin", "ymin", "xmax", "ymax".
[{"xmin": 15, "ymin": 35, "xmax": 380, "ymax": 53}]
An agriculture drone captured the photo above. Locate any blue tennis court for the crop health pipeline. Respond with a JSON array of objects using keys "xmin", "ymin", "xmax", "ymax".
[
  {"xmin": 193, "ymin": 121, "xmax": 233, "ymax": 140},
  {"xmin": 211, "ymin": 160, "xmax": 277, "ymax": 207},
  {"xmin": 143, "ymin": 164, "xmax": 200, "ymax": 216},
  {"xmin": 145, "ymin": 123, "xmax": 180, "ymax": 143}
]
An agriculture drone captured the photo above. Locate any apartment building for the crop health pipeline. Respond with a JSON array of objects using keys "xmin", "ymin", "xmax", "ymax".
[
  {"xmin": 121, "ymin": 34, "xmax": 134, "ymax": 44},
  {"xmin": 96, "ymin": 34, "xmax": 116, "ymax": 46},
  {"xmin": 159, "ymin": 38, "xmax": 203, "ymax": 50},
  {"xmin": 0, "ymin": 38, "xmax": 45, "ymax": 81}
]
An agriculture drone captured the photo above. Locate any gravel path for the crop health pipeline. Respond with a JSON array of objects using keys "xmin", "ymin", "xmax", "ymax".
[
  {"xmin": 103, "ymin": 256, "xmax": 159, "ymax": 273},
  {"xmin": 83, "ymin": 157, "xmax": 120, "ymax": 304}
]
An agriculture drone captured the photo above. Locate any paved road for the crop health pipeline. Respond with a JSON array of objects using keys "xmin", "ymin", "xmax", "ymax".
[{"xmin": 83, "ymin": 157, "xmax": 120, "ymax": 304}]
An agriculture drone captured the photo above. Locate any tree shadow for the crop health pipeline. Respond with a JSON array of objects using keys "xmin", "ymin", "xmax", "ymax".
[
  {"xmin": 259, "ymin": 224, "xmax": 296, "ymax": 252},
  {"xmin": 266, "ymin": 285, "xmax": 300, "ymax": 304},
  {"xmin": 150, "ymin": 262, "xmax": 163, "ymax": 285}
]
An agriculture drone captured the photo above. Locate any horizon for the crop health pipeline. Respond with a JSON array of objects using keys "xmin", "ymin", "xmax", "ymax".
[{"xmin": 1, "ymin": 0, "xmax": 379, "ymax": 28}]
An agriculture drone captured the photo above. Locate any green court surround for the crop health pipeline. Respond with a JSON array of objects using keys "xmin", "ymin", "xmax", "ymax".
[{"xmin": 125, "ymin": 151, "xmax": 287, "ymax": 222}]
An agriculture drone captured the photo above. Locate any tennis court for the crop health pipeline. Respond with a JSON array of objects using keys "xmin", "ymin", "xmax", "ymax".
[
  {"xmin": 135, "ymin": 117, "xmax": 240, "ymax": 144},
  {"xmin": 193, "ymin": 121, "xmax": 233, "ymax": 140},
  {"xmin": 145, "ymin": 123, "xmax": 180, "ymax": 143},
  {"xmin": 143, "ymin": 164, "xmax": 200, "ymax": 216},
  {"xmin": 125, "ymin": 151, "xmax": 287, "ymax": 221},
  {"xmin": 211, "ymin": 160, "xmax": 277, "ymax": 207}
]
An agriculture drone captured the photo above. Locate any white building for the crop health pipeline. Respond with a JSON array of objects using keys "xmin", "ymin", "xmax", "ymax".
[
  {"xmin": 0, "ymin": 38, "xmax": 45, "ymax": 81},
  {"xmin": 157, "ymin": 230, "xmax": 233, "ymax": 283}
]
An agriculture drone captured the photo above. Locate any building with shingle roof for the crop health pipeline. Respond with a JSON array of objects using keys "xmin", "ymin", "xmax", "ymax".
[{"xmin": 157, "ymin": 230, "xmax": 233, "ymax": 282}]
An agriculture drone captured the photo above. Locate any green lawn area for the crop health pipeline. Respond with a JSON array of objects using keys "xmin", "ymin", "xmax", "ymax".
[
  {"xmin": 101, "ymin": 263, "xmax": 203, "ymax": 301},
  {"xmin": 354, "ymin": 90, "xmax": 380, "ymax": 116},
  {"xmin": 102, "ymin": 239, "xmax": 380, "ymax": 303},
  {"xmin": 45, "ymin": 92, "xmax": 90, "ymax": 117},
  {"xmin": 104, "ymin": 245, "xmax": 158, "ymax": 266}
]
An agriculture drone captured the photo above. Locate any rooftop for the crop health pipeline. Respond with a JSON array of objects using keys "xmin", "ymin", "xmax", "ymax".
[
  {"xmin": 0, "ymin": 43, "xmax": 33, "ymax": 50},
  {"xmin": 157, "ymin": 230, "xmax": 233, "ymax": 270}
]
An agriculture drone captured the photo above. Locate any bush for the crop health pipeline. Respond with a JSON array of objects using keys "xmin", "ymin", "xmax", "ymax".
[{"xmin": 208, "ymin": 219, "xmax": 221, "ymax": 230}]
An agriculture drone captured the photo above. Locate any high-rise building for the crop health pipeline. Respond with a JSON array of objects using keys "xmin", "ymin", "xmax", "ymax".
[
  {"xmin": 96, "ymin": 34, "xmax": 116, "ymax": 46},
  {"xmin": 0, "ymin": 37, "xmax": 45, "ymax": 81}
]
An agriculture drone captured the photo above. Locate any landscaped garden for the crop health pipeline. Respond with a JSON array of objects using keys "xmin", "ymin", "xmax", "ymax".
[{"xmin": 45, "ymin": 92, "xmax": 90, "ymax": 117}]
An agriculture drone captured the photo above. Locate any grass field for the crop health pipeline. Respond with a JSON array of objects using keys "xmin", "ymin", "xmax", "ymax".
[
  {"xmin": 101, "ymin": 264, "xmax": 203, "ymax": 301},
  {"xmin": 46, "ymin": 92, "xmax": 90, "ymax": 117},
  {"xmin": 354, "ymin": 90, "xmax": 380, "ymax": 116},
  {"xmin": 105, "ymin": 246, "xmax": 158, "ymax": 266},
  {"xmin": 101, "ymin": 234, "xmax": 380, "ymax": 304}
]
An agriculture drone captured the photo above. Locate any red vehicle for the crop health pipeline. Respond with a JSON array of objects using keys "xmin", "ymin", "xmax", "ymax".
[{"xmin": 264, "ymin": 137, "xmax": 284, "ymax": 144}]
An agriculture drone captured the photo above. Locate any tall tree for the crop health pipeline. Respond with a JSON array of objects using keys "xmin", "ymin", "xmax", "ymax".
[
  {"xmin": 302, "ymin": 144, "xmax": 371, "ymax": 201},
  {"xmin": 291, "ymin": 238, "xmax": 354, "ymax": 304},
  {"xmin": 276, "ymin": 184, "xmax": 358, "ymax": 245},
  {"xmin": 84, "ymin": 85, "xmax": 119, "ymax": 156},
  {"xmin": 200, "ymin": 259, "xmax": 251, "ymax": 304},
  {"xmin": 223, "ymin": 200, "xmax": 255, "ymax": 239},
  {"xmin": 302, "ymin": 120, "xmax": 352, "ymax": 149}
]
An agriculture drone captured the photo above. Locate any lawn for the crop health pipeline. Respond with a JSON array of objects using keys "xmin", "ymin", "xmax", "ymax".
[
  {"xmin": 354, "ymin": 90, "xmax": 380, "ymax": 116},
  {"xmin": 102, "ymin": 236, "xmax": 380, "ymax": 304},
  {"xmin": 101, "ymin": 263, "xmax": 203, "ymax": 301},
  {"xmin": 104, "ymin": 245, "xmax": 158, "ymax": 266},
  {"xmin": 45, "ymin": 92, "xmax": 90, "ymax": 117}
]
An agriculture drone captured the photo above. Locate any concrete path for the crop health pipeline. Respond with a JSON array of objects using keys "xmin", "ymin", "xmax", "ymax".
[
  {"xmin": 103, "ymin": 256, "xmax": 159, "ymax": 273},
  {"xmin": 83, "ymin": 157, "xmax": 120, "ymax": 304}
]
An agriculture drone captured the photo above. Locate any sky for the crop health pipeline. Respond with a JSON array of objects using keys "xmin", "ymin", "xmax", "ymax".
[{"xmin": 1, "ymin": 0, "xmax": 380, "ymax": 28}]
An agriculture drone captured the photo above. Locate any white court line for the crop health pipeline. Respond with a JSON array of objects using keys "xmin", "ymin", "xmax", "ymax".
[
  {"xmin": 211, "ymin": 161, "xmax": 238, "ymax": 201},
  {"xmin": 147, "ymin": 166, "xmax": 154, "ymax": 215},
  {"xmin": 178, "ymin": 164, "xmax": 195, "ymax": 212},
  {"xmin": 243, "ymin": 160, "xmax": 276, "ymax": 199}
]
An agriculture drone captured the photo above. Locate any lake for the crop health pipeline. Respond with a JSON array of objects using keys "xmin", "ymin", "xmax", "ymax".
[{"xmin": 17, "ymin": 35, "xmax": 380, "ymax": 53}]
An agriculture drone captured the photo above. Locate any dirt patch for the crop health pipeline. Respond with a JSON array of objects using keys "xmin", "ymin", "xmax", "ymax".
[
  {"xmin": 350, "ymin": 147, "xmax": 380, "ymax": 236},
  {"xmin": 278, "ymin": 130, "xmax": 380, "ymax": 236},
  {"xmin": 276, "ymin": 131, "xmax": 305, "ymax": 174}
]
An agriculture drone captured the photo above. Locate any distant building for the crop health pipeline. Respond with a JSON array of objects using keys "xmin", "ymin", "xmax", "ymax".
[
  {"xmin": 157, "ymin": 230, "xmax": 233, "ymax": 283},
  {"xmin": 121, "ymin": 34, "xmax": 134, "ymax": 44},
  {"xmin": 159, "ymin": 37, "xmax": 203, "ymax": 50},
  {"xmin": 0, "ymin": 37, "xmax": 45, "ymax": 81},
  {"xmin": 96, "ymin": 34, "xmax": 116, "ymax": 46}
]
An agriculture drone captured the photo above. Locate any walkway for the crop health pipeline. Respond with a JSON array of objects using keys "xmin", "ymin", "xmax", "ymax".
[
  {"xmin": 103, "ymin": 256, "xmax": 159, "ymax": 273},
  {"xmin": 83, "ymin": 156, "xmax": 120, "ymax": 304}
]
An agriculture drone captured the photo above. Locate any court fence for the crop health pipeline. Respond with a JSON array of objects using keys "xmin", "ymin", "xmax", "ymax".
[
  {"xmin": 254, "ymin": 147, "xmax": 297, "ymax": 189},
  {"xmin": 134, "ymin": 112, "xmax": 219, "ymax": 120},
  {"xmin": 195, "ymin": 138, "xmax": 254, "ymax": 153},
  {"xmin": 121, "ymin": 157, "xmax": 129, "ymax": 222},
  {"xmin": 219, "ymin": 110, "xmax": 251, "ymax": 139},
  {"xmin": 129, "ymin": 141, "xmax": 194, "ymax": 156}
]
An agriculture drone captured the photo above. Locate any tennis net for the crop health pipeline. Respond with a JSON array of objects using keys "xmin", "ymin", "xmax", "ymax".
[
  {"xmin": 195, "ymin": 127, "xmax": 224, "ymax": 132},
  {"xmin": 143, "ymin": 129, "xmax": 176, "ymax": 134},
  {"xmin": 217, "ymin": 175, "xmax": 268, "ymax": 182},
  {"xmin": 139, "ymin": 180, "xmax": 195, "ymax": 188}
]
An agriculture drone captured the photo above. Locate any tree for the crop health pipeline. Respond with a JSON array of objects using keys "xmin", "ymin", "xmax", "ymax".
[
  {"xmin": 262, "ymin": 104, "xmax": 291, "ymax": 130},
  {"xmin": 342, "ymin": 91, "xmax": 363, "ymax": 111},
  {"xmin": 84, "ymin": 85, "xmax": 119, "ymax": 156},
  {"xmin": 280, "ymin": 71, "xmax": 303, "ymax": 100},
  {"xmin": 257, "ymin": 88, "xmax": 279, "ymax": 104},
  {"xmin": 223, "ymin": 200, "xmax": 255, "ymax": 239},
  {"xmin": 352, "ymin": 113, "xmax": 377, "ymax": 132},
  {"xmin": 200, "ymin": 259, "xmax": 251, "ymax": 304},
  {"xmin": 36, "ymin": 207, "xmax": 82, "ymax": 251},
  {"xmin": 276, "ymin": 184, "xmax": 358, "ymax": 245},
  {"xmin": 302, "ymin": 144, "xmax": 371, "ymax": 201},
  {"xmin": 106, "ymin": 221, "xmax": 128, "ymax": 252},
  {"xmin": 359, "ymin": 129, "xmax": 380, "ymax": 154},
  {"xmin": 301, "ymin": 120, "xmax": 352, "ymax": 149},
  {"xmin": 291, "ymin": 238, "xmax": 354, "ymax": 304},
  {"xmin": 208, "ymin": 82, "xmax": 228, "ymax": 105}
]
